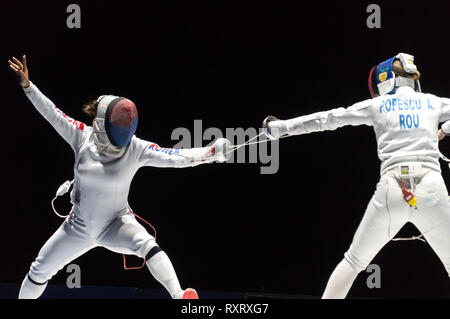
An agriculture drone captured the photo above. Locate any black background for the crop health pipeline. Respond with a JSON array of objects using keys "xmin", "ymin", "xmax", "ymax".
[{"xmin": 1, "ymin": 1, "xmax": 450, "ymax": 298}]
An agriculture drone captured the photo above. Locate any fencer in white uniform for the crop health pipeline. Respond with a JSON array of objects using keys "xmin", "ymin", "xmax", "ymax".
[
  {"xmin": 9, "ymin": 56, "xmax": 230, "ymax": 299},
  {"xmin": 263, "ymin": 53, "xmax": 450, "ymax": 298}
]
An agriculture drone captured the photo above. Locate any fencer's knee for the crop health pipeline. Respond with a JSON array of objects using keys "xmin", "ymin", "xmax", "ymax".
[
  {"xmin": 344, "ymin": 251, "xmax": 369, "ymax": 272},
  {"xmin": 144, "ymin": 245, "xmax": 163, "ymax": 262}
]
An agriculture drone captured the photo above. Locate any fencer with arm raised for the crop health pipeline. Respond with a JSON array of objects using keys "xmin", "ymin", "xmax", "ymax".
[{"xmin": 263, "ymin": 100, "xmax": 374, "ymax": 140}]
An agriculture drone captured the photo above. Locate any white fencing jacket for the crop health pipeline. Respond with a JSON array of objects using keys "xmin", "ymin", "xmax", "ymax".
[
  {"xmin": 283, "ymin": 86, "xmax": 450, "ymax": 175},
  {"xmin": 24, "ymin": 83, "xmax": 213, "ymax": 233}
]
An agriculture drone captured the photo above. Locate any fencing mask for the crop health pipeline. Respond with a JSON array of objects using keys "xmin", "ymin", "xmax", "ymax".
[
  {"xmin": 368, "ymin": 53, "xmax": 421, "ymax": 98},
  {"xmin": 92, "ymin": 95, "xmax": 138, "ymax": 158}
]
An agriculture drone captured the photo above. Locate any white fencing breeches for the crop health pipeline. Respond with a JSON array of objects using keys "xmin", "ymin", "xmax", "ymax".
[
  {"xmin": 23, "ymin": 213, "xmax": 157, "ymax": 290},
  {"xmin": 323, "ymin": 167, "xmax": 450, "ymax": 298}
]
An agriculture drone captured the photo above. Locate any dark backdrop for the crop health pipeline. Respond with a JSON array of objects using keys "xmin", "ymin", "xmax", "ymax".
[{"xmin": 1, "ymin": 1, "xmax": 450, "ymax": 298}]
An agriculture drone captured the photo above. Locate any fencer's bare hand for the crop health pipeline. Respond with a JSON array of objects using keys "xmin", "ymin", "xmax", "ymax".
[
  {"xmin": 8, "ymin": 55, "xmax": 30, "ymax": 88},
  {"xmin": 438, "ymin": 129, "xmax": 446, "ymax": 141}
]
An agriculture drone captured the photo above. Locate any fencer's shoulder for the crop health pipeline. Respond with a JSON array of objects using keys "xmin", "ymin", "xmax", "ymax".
[
  {"xmin": 349, "ymin": 98, "xmax": 376, "ymax": 110},
  {"xmin": 129, "ymin": 136, "xmax": 167, "ymax": 161},
  {"xmin": 130, "ymin": 136, "xmax": 178, "ymax": 155},
  {"xmin": 419, "ymin": 92, "xmax": 450, "ymax": 107},
  {"xmin": 58, "ymin": 113, "xmax": 88, "ymax": 132},
  {"xmin": 130, "ymin": 135, "xmax": 148, "ymax": 146},
  {"xmin": 129, "ymin": 136, "xmax": 154, "ymax": 152},
  {"xmin": 73, "ymin": 123, "xmax": 91, "ymax": 140},
  {"xmin": 421, "ymin": 92, "xmax": 443, "ymax": 100},
  {"xmin": 125, "ymin": 136, "xmax": 144, "ymax": 160},
  {"xmin": 82, "ymin": 124, "xmax": 92, "ymax": 132},
  {"xmin": 128, "ymin": 135, "xmax": 141, "ymax": 149}
]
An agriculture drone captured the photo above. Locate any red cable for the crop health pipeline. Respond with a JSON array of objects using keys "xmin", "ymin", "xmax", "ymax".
[
  {"xmin": 368, "ymin": 66, "xmax": 376, "ymax": 98},
  {"xmin": 123, "ymin": 207, "xmax": 157, "ymax": 271}
]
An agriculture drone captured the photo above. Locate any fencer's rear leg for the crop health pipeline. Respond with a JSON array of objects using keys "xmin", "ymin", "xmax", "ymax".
[
  {"xmin": 322, "ymin": 258, "xmax": 361, "ymax": 299},
  {"xmin": 19, "ymin": 221, "xmax": 96, "ymax": 299},
  {"xmin": 322, "ymin": 177, "xmax": 408, "ymax": 299},
  {"xmin": 19, "ymin": 274, "xmax": 48, "ymax": 299}
]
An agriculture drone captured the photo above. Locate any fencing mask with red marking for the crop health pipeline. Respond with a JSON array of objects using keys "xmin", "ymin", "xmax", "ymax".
[{"xmin": 92, "ymin": 95, "xmax": 138, "ymax": 158}]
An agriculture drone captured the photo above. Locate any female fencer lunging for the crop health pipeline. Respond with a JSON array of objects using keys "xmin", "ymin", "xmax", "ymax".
[
  {"xmin": 263, "ymin": 53, "xmax": 450, "ymax": 298},
  {"xmin": 9, "ymin": 55, "xmax": 230, "ymax": 299}
]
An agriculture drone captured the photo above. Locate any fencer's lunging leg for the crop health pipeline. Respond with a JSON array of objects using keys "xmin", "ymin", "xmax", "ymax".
[
  {"xmin": 322, "ymin": 258, "xmax": 360, "ymax": 299},
  {"xmin": 98, "ymin": 214, "xmax": 186, "ymax": 299},
  {"xmin": 145, "ymin": 246, "xmax": 183, "ymax": 299},
  {"xmin": 18, "ymin": 275, "xmax": 48, "ymax": 299},
  {"xmin": 322, "ymin": 174, "xmax": 408, "ymax": 299}
]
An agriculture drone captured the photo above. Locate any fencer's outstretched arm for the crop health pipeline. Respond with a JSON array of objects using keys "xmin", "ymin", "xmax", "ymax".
[
  {"xmin": 264, "ymin": 99, "xmax": 374, "ymax": 139},
  {"xmin": 9, "ymin": 56, "xmax": 85, "ymax": 151},
  {"xmin": 22, "ymin": 83, "xmax": 86, "ymax": 150},
  {"xmin": 133, "ymin": 137, "xmax": 231, "ymax": 168}
]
